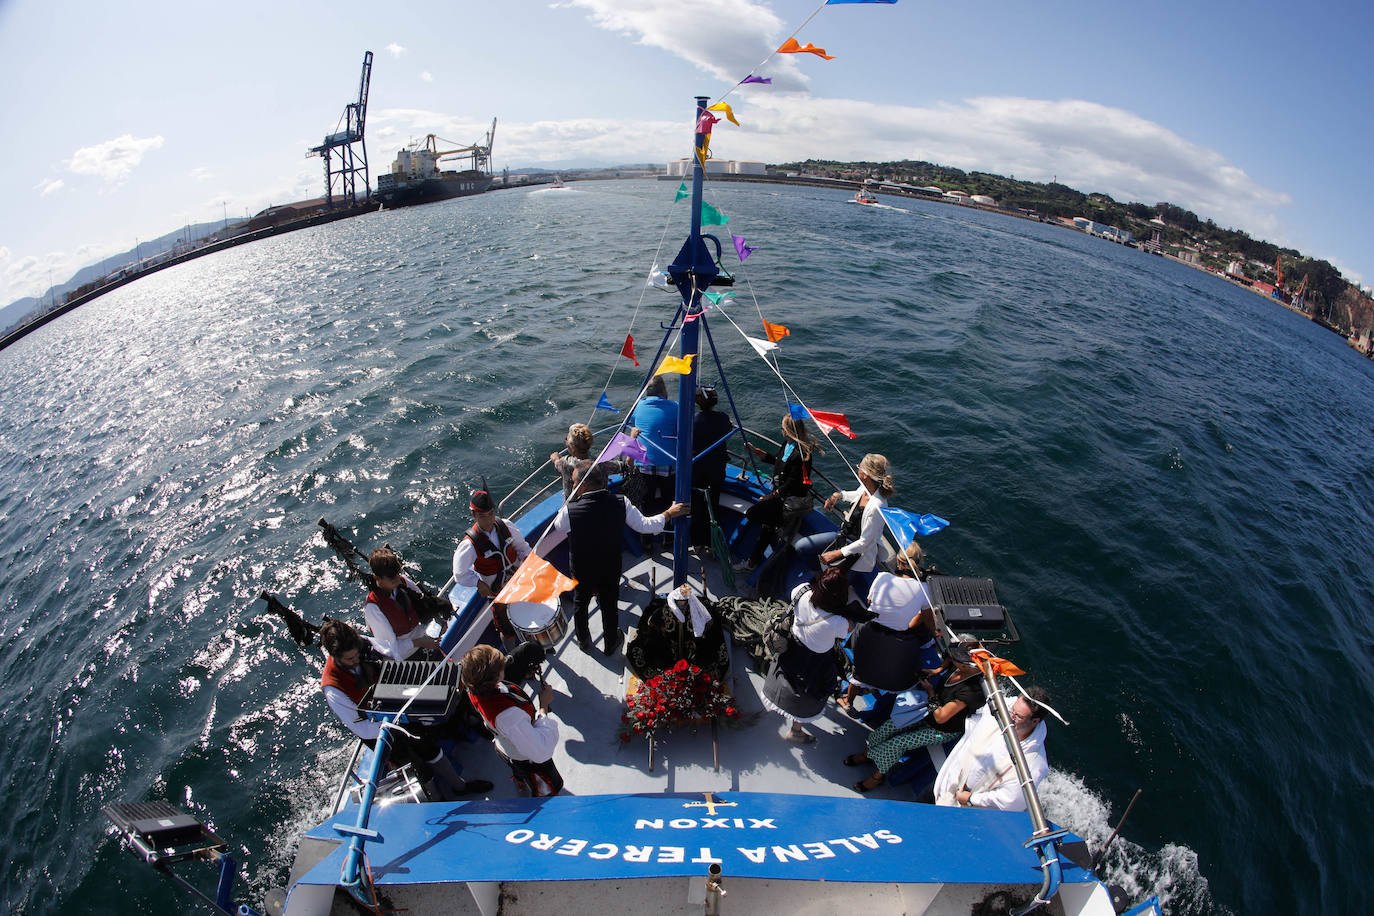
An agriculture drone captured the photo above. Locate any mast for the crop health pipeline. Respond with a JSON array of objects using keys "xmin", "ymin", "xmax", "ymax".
[{"xmin": 666, "ymin": 97, "xmax": 720, "ymax": 588}]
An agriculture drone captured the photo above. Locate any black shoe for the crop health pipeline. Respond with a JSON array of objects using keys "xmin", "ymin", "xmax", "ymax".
[
  {"xmin": 576, "ymin": 633, "xmax": 593, "ymax": 653},
  {"xmin": 603, "ymin": 630, "xmax": 623, "ymax": 656},
  {"xmin": 456, "ymin": 778, "xmax": 494, "ymax": 796}
]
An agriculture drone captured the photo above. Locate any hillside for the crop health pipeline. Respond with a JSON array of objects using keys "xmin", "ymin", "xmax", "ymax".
[{"xmin": 778, "ymin": 158, "xmax": 1368, "ymax": 327}]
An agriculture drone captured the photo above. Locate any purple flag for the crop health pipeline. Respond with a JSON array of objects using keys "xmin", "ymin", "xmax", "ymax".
[
  {"xmin": 601, "ymin": 431, "xmax": 647, "ymax": 464},
  {"xmin": 740, "ymin": 74, "xmax": 772, "ymax": 85},
  {"xmin": 732, "ymin": 234, "xmax": 758, "ymax": 262}
]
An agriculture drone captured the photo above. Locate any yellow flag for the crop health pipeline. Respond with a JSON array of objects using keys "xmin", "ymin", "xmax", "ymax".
[
  {"xmin": 655, "ymin": 354, "xmax": 695, "ymax": 376},
  {"xmin": 708, "ymin": 102, "xmax": 740, "ymax": 126},
  {"xmin": 495, "ymin": 554, "xmax": 577, "ymax": 605},
  {"xmin": 695, "ymin": 137, "xmax": 710, "ymax": 169}
]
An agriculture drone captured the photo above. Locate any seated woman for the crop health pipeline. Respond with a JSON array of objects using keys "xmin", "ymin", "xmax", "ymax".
[
  {"xmin": 797, "ymin": 453, "xmax": 895, "ymax": 600},
  {"xmin": 461, "ymin": 644, "xmax": 564, "ymax": 797},
  {"xmin": 844, "ymin": 642, "xmax": 986, "ymax": 793},
  {"xmin": 839, "ymin": 542, "xmax": 942, "ymax": 710},
  {"xmin": 761, "ymin": 567, "xmax": 870, "ymax": 743}
]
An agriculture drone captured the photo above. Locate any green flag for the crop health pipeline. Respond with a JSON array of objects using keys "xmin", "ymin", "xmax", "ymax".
[
  {"xmin": 702, "ymin": 290, "xmax": 735, "ymax": 305},
  {"xmin": 674, "ymin": 181, "xmax": 689, "ymax": 202},
  {"xmin": 700, "ymin": 201, "xmax": 729, "ymax": 226}
]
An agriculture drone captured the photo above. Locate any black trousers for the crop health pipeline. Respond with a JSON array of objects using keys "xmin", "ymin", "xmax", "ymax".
[
  {"xmin": 572, "ymin": 572, "xmax": 620, "ymax": 641},
  {"xmin": 509, "ymin": 756, "xmax": 564, "ymax": 796}
]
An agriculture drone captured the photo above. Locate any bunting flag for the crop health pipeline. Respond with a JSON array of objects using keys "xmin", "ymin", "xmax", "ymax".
[
  {"xmin": 683, "ymin": 305, "xmax": 711, "ymax": 323},
  {"xmin": 744, "ymin": 336, "xmax": 779, "ymax": 358},
  {"xmin": 970, "ymin": 647, "xmax": 1027, "ymax": 678},
  {"xmin": 655, "ymin": 354, "xmax": 695, "ymax": 376},
  {"xmin": 495, "ymin": 554, "xmax": 577, "ymax": 605},
  {"xmin": 700, "ymin": 200, "xmax": 729, "ymax": 226},
  {"xmin": 708, "ymin": 102, "xmax": 740, "ymax": 126},
  {"xmin": 621, "ymin": 334, "xmax": 638, "ymax": 366},
  {"xmin": 600, "ymin": 430, "xmax": 647, "ymax": 464},
  {"xmin": 740, "ymin": 74, "xmax": 772, "ymax": 85},
  {"xmin": 763, "ymin": 319, "xmax": 790, "ymax": 342},
  {"xmin": 732, "ymin": 235, "xmax": 758, "ymax": 262},
  {"xmin": 880, "ymin": 506, "xmax": 950, "ymax": 548},
  {"xmin": 702, "ymin": 290, "xmax": 735, "ymax": 305},
  {"xmin": 674, "ymin": 181, "xmax": 689, "ymax": 202},
  {"xmin": 777, "ymin": 37, "xmax": 835, "ymax": 59},
  {"xmin": 696, "ymin": 110, "xmax": 721, "ymax": 135},
  {"xmin": 695, "ymin": 138, "xmax": 710, "ymax": 169},
  {"xmin": 809, "ymin": 409, "xmax": 856, "ymax": 438},
  {"xmin": 596, "ymin": 393, "xmax": 619, "ymax": 413},
  {"xmin": 788, "ymin": 403, "xmax": 809, "ymax": 420}
]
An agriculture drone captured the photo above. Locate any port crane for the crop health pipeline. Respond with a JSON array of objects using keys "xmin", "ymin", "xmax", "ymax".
[
  {"xmin": 426, "ymin": 119, "xmax": 497, "ymax": 174},
  {"xmin": 308, "ymin": 50, "xmax": 372, "ymax": 208}
]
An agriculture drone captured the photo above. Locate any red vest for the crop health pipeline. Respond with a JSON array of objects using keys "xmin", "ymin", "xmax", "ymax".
[
  {"xmin": 468, "ymin": 682, "xmax": 536, "ymax": 731},
  {"xmin": 465, "ymin": 521, "xmax": 518, "ymax": 578},
  {"xmin": 321, "ymin": 655, "xmax": 378, "ymax": 706},
  {"xmin": 367, "ymin": 584, "xmax": 421, "ymax": 635}
]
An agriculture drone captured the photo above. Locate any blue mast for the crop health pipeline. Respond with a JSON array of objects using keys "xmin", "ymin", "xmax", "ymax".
[{"xmin": 666, "ymin": 97, "xmax": 720, "ymax": 588}]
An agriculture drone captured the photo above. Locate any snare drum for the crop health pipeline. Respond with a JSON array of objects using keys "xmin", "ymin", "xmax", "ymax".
[{"xmin": 507, "ymin": 598, "xmax": 568, "ymax": 649}]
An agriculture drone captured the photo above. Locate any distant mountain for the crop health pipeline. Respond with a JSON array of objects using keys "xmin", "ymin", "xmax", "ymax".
[{"xmin": 2, "ymin": 219, "xmax": 244, "ymax": 332}]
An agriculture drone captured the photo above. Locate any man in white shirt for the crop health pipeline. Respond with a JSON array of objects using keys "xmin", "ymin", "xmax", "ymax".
[
  {"xmin": 362, "ymin": 547, "xmax": 442, "ymax": 661},
  {"xmin": 318, "ymin": 620, "xmax": 492, "ymax": 799},
  {"xmin": 452, "ymin": 487, "xmax": 531, "ymax": 647},
  {"xmin": 934, "ymin": 686, "xmax": 1050, "ymax": 811}
]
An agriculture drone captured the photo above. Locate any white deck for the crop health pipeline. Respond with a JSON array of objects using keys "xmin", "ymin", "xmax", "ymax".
[{"xmin": 455, "ymin": 548, "xmax": 918, "ymax": 803}]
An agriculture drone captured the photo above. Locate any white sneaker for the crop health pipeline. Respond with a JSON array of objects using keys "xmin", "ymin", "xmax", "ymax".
[{"xmin": 733, "ymin": 559, "xmax": 755, "ymax": 573}]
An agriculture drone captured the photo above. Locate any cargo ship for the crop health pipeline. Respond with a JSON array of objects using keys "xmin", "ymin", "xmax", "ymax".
[{"xmin": 374, "ymin": 120, "xmax": 496, "ymax": 208}]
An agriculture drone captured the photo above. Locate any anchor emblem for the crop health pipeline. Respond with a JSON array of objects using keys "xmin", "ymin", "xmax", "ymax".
[{"xmin": 683, "ymin": 792, "xmax": 736, "ymax": 816}]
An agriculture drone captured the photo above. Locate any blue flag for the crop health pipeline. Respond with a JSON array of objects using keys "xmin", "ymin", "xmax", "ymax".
[
  {"xmin": 881, "ymin": 507, "xmax": 949, "ymax": 548},
  {"xmin": 596, "ymin": 393, "xmax": 618, "ymax": 413},
  {"xmin": 788, "ymin": 403, "xmax": 809, "ymax": 420}
]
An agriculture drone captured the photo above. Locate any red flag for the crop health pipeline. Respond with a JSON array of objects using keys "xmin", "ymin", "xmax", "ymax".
[
  {"xmin": 809, "ymin": 409, "xmax": 856, "ymax": 439},
  {"xmin": 763, "ymin": 320, "xmax": 790, "ymax": 343},
  {"xmin": 621, "ymin": 334, "xmax": 639, "ymax": 366}
]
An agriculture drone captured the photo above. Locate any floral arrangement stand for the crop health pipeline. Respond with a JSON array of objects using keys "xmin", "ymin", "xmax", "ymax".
[{"xmin": 621, "ymin": 659, "xmax": 739, "ymax": 772}]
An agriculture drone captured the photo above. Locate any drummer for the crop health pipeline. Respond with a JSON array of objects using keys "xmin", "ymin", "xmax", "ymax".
[{"xmin": 453, "ymin": 487, "xmax": 532, "ymax": 649}]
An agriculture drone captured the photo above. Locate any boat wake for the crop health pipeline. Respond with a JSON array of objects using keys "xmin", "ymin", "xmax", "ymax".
[{"xmin": 1040, "ymin": 770, "xmax": 1229, "ymax": 916}]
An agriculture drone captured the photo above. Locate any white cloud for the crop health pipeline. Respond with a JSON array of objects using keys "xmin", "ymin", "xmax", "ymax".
[
  {"xmin": 67, "ymin": 134, "xmax": 165, "ymax": 183},
  {"xmin": 564, "ymin": 0, "xmax": 808, "ymax": 89},
  {"xmin": 420, "ymin": 70, "xmax": 433, "ymax": 83},
  {"xmin": 385, "ymin": 42, "xmax": 406, "ymax": 57},
  {"xmin": 35, "ymin": 177, "xmax": 64, "ymax": 196},
  {"xmin": 189, "ymin": 166, "xmax": 213, "ymax": 181}
]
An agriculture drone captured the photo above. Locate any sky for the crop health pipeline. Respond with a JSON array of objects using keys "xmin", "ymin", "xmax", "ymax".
[{"xmin": 3, "ymin": 0, "xmax": 1372, "ymax": 308}]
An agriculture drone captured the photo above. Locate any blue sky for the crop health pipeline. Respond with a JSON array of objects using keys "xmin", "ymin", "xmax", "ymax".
[{"xmin": 3, "ymin": 0, "xmax": 1371, "ymax": 308}]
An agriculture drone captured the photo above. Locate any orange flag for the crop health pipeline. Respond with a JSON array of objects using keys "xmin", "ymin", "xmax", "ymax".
[
  {"xmin": 778, "ymin": 37, "xmax": 835, "ymax": 60},
  {"xmin": 763, "ymin": 320, "xmax": 790, "ymax": 342},
  {"xmin": 495, "ymin": 554, "xmax": 577, "ymax": 605},
  {"xmin": 970, "ymin": 647, "xmax": 1026, "ymax": 677}
]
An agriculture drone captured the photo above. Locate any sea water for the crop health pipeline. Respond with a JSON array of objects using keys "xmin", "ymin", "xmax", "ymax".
[{"xmin": 2, "ymin": 179, "xmax": 1371, "ymax": 914}]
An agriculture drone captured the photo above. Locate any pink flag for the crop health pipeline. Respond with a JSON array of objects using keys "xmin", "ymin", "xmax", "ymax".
[
  {"xmin": 683, "ymin": 304, "xmax": 712, "ymax": 323},
  {"xmin": 696, "ymin": 110, "xmax": 720, "ymax": 134}
]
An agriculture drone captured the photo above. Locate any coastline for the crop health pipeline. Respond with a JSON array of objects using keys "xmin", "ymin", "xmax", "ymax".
[{"xmin": 5, "ymin": 174, "xmax": 1360, "ymax": 358}]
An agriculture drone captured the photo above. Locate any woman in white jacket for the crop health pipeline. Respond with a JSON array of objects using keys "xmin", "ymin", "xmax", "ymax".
[
  {"xmin": 796, "ymin": 453, "xmax": 895, "ymax": 599},
  {"xmin": 934, "ymin": 686, "xmax": 1050, "ymax": 811}
]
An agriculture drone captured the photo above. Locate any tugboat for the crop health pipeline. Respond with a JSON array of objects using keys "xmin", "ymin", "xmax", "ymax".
[
  {"xmin": 854, "ymin": 182, "xmax": 880, "ymax": 205},
  {"xmin": 374, "ymin": 120, "xmax": 496, "ymax": 209}
]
